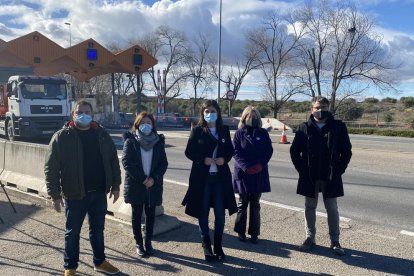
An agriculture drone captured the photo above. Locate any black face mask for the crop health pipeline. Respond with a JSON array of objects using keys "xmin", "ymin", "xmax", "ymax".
[
  {"xmin": 246, "ymin": 118, "xmax": 260, "ymax": 128},
  {"xmin": 313, "ymin": 110, "xmax": 330, "ymax": 120}
]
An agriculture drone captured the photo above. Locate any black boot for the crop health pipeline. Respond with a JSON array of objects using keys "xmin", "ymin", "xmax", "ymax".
[
  {"xmin": 201, "ymin": 235, "xmax": 215, "ymax": 262},
  {"xmin": 145, "ymin": 206, "xmax": 156, "ymax": 256},
  {"xmin": 214, "ymin": 234, "xmax": 226, "ymax": 261},
  {"xmin": 145, "ymin": 239, "xmax": 154, "ymax": 256}
]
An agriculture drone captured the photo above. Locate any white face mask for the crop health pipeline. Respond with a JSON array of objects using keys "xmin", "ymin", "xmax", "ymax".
[{"xmin": 138, "ymin": 123, "xmax": 153, "ymax": 135}]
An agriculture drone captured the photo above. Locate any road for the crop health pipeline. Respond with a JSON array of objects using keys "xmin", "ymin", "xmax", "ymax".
[
  {"xmin": 25, "ymin": 128, "xmax": 413, "ymax": 233},
  {"xmin": 112, "ymin": 129, "xmax": 414, "ymax": 233}
]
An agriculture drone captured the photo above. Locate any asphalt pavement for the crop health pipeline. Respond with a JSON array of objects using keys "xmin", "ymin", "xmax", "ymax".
[{"xmin": 1, "ymin": 182, "xmax": 413, "ymax": 275}]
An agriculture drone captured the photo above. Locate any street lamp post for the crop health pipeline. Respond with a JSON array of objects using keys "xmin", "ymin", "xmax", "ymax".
[
  {"xmin": 64, "ymin": 22, "xmax": 71, "ymax": 47},
  {"xmin": 217, "ymin": 0, "xmax": 222, "ymax": 103},
  {"xmin": 64, "ymin": 22, "xmax": 74, "ymax": 101}
]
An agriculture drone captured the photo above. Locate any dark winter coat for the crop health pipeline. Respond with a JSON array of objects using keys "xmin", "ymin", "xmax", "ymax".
[
  {"xmin": 232, "ymin": 126, "xmax": 273, "ymax": 195},
  {"xmin": 45, "ymin": 121, "xmax": 121, "ymax": 200},
  {"xmin": 122, "ymin": 131, "xmax": 168, "ymax": 206},
  {"xmin": 182, "ymin": 125, "xmax": 237, "ymax": 218},
  {"xmin": 290, "ymin": 114, "xmax": 352, "ymax": 199}
]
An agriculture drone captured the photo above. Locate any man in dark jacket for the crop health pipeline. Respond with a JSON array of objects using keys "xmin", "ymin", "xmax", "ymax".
[
  {"xmin": 45, "ymin": 100, "xmax": 121, "ymax": 276},
  {"xmin": 290, "ymin": 96, "xmax": 352, "ymax": 256}
]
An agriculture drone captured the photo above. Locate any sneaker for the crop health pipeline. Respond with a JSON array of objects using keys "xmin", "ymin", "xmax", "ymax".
[
  {"xmin": 64, "ymin": 269, "xmax": 76, "ymax": 276},
  {"xmin": 250, "ymin": 235, "xmax": 258, "ymax": 244},
  {"xmin": 237, "ymin": 233, "xmax": 247, "ymax": 242},
  {"xmin": 94, "ymin": 260, "xmax": 120, "ymax": 275},
  {"xmin": 331, "ymin": 241, "xmax": 345, "ymax": 256},
  {"xmin": 299, "ymin": 237, "xmax": 315, "ymax": 252},
  {"xmin": 136, "ymin": 244, "xmax": 146, "ymax": 257}
]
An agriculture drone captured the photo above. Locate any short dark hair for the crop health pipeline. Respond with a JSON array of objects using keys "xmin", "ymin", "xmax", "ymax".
[
  {"xmin": 73, "ymin": 100, "xmax": 93, "ymax": 112},
  {"xmin": 312, "ymin": 96, "xmax": 329, "ymax": 106},
  {"xmin": 197, "ymin": 100, "xmax": 223, "ymax": 131},
  {"xmin": 132, "ymin": 111, "xmax": 157, "ymax": 133}
]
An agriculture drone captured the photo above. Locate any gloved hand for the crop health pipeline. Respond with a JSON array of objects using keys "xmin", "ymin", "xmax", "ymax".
[{"xmin": 246, "ymin": 163, "xmax": 263, "ymax": 175}]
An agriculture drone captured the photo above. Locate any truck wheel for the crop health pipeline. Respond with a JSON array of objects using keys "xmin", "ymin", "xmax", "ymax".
[{"xmin": 7, "ymin": 120, "xmax": 15, "ymax": 141}]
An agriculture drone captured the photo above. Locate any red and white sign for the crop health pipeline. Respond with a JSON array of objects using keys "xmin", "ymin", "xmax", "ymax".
[{"xmin": 226, "ymin": 90, "xmax": 234, "ymax": 100}]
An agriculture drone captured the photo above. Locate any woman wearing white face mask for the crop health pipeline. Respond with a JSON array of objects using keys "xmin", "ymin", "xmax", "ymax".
[
  {"xmin": 121, "ymin": 112, "xmax": 168, "ymax": 257},
  {"xmin": 182, "ymin": 100, "xmax": 237, "ymax": 262}
]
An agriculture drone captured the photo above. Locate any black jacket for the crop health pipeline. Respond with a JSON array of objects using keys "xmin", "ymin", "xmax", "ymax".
[
  {"xmin": 290, "ymin": 114, "xmax": 352, "ymax": 198},
  {"xmin": 182, "ymin": 125, "xmax": 237, "ymax": 218},
  {"xmin": 122, "ymin": 131, "xmax": 168, "ymax": 206},
  {"xmin": 45, "ymin": 121, "xmax": 121, "ymax": 200}
]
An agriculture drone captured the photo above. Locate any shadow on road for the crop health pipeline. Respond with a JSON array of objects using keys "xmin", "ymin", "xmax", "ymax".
[{"xmin": 155, "ymin": 220, "xmax": 414, "ymax": 275}]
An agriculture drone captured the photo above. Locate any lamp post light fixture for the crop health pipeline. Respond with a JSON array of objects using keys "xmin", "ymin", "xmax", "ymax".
[{"xmin": 64, "ymin": 22, "xmax": 71, "ymax": 47}]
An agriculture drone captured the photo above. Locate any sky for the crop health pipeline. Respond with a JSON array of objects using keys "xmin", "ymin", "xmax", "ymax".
[{"xmin": 0, "ymin": 0, "xmax": 413, "ymax": 101}]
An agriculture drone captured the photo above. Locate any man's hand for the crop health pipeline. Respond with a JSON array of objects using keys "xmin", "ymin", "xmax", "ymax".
[
  {"xmin": 215, "ymin": 157, "xmax": 225, "ymax": 166},
  {"xmin": 143, "ymin": 177, "xmax": 155, "ymax": 188},
  {"xmin": 109, "ymin": 190, "xmax": 120, "ymax": 203},
  {"xmin": 52, "ymin": 199, "xmax": 64, "ymax": 212},
  {"xmin": 204, "ymin": 157, "xmax": 215, "ymax": 166}
]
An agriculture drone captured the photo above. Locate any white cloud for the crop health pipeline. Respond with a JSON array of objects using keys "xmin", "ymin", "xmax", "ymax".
[{"xmin": 0, "ymin": 0, "xmax": 413, "ymax": 98}]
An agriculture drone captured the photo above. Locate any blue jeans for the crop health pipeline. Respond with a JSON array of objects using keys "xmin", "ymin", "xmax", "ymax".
[
  {"xmin": 198, "ymin": 175, "xmax": 225, "ymax": 237},
  {"xmin": 64, "ymin": 191, "xmax": 107, "ymax": 269}
]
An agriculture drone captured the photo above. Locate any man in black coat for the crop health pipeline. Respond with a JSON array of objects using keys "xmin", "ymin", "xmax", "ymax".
[{"xmin": 290, "ymin": 96, "xmax": 352, "ymax": 256}]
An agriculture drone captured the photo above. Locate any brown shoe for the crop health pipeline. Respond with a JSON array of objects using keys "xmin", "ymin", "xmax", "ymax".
[
  {"xmin": 94, "ymin": 260, "xmax": 120, "ymax": 275},
  {"xmin": 64, "ymin": 269, "xmax": 76, "ymax": 276}
]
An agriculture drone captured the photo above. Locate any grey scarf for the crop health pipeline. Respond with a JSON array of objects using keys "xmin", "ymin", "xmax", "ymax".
[{"xmin": 135, "ymin": 131, "xmax": 159, "ymax": 151}]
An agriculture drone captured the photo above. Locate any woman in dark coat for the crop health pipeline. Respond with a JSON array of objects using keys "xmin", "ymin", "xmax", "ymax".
[
  {"xmin": 232, "ymin": 106, "xmax": 273, "ymax": 243},
  {"xmin": 182, "ymin": 100, "xmax": 237, "ymax": 262},
  {"xmin": 122, "ymin": 112, "xmax": 168, "ymax": 257}
]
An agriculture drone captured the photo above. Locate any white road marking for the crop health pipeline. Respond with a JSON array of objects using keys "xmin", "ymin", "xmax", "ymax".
[
  {"xmin": 164, "ymin": 178, "xmax": 351, "ymax": 222},
  {"xmin": 164, "ymin": 178, "xmax": 188, "ymax": 187},
  {"xmin": 400, "ymin": 230, "xmax": 414, "ymax": 237}
]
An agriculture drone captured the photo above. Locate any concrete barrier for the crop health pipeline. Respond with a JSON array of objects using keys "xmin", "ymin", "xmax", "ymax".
[
  {"xmin": 0, "ymin": 140, "xmax": 179, "ymax": 235},
  {"xmin": 0, "ymin": 140, "xmax": 6, "ymax": 174},
  {"xmin": 0, "ymin": 141, "xmax": 48, "ymax": 197}
]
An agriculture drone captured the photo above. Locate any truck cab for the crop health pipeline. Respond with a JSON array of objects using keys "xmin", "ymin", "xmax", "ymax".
[{"xmin": 0, "ymin": 75, "xmax": 70, "ymax": 140}]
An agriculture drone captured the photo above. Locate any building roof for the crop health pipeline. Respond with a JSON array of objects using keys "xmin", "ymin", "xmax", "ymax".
[{"xmin": 0, "ymin": 31, "xmax": 157, "ymax": 81}]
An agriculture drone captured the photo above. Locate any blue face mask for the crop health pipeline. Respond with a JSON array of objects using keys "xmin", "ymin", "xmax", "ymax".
[
  {"xmin": 74, "ymin": 113, "xmax": 92, "ymax": 127},
  {"xmin": 138, "ymin": 123, "xmax": 153, "ymax": 135},
  {"xmin": 204, "ymin": 112, "xmax": 217, "ymax": 123}
]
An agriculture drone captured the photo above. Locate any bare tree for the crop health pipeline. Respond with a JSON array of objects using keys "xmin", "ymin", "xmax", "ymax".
[
  {"xmin": 213, "ymin": 44, "xmax": 261, "ymax": 116},
  {"xmin": 139, "ymin": 25, "xmax": 192, "ymax": 112},
  {"xmin": 186, "ymin": 33, "xmax": 214, "ymax": 116},
  {"xmin": 106, "ymin": 43, "xmax": 135, "ymax": 111},
  {"xmin": 293, "ymin": 0, "xmax": 397, "ymax": 112},
  {"xmin": 248, "ymin": 13, "xmax": 305, "ymax": 118}
]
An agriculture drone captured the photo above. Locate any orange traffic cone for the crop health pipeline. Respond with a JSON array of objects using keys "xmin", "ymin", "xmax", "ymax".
[{"xmin": 279, "ymin": 123, "xmax": 290, "ymax": 144}]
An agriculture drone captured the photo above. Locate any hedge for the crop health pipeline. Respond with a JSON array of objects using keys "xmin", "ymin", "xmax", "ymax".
[{"xmin": 348, "ymin": 128, "xmax": 414, "ymax": 138}]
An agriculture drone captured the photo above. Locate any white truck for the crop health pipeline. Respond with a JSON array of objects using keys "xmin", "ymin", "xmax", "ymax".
[{"xmin": 0, "ymin": 75, "xmax": 71, "ymax": 141}]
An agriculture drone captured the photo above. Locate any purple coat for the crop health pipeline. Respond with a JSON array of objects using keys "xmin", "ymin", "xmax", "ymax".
[{"xmin": 232, "ymin": 127, "xmax": 273, "ymax": 195}]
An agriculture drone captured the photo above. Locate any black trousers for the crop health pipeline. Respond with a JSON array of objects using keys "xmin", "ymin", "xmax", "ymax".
[
  {"xmin": 234, "ymin": 193, "xmax": 261, "ymax": 237},
  {"xmin": 131, "ymin": 203, "xmax": 156, "ymax": 245}
]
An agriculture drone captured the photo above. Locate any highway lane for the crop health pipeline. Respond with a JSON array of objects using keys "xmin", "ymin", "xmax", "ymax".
[{"xmin": 110, "ymin": 129, "xmax": 414, "ymax": 232}]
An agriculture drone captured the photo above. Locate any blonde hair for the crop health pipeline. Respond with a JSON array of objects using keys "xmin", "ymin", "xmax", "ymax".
[{"xmin": 238, "ymin": 106, "xmax": 262, "ymax": 129}]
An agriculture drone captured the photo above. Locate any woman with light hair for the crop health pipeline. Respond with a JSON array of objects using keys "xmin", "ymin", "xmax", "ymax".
[{"xmin": 232, "ymin": 106, "xmax": 273, "ymax": 243}]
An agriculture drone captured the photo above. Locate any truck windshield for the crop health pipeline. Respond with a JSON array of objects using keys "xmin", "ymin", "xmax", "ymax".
[{"xmin": 19, "ymin": 81, "xmax": 67, "ymax": 99}]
